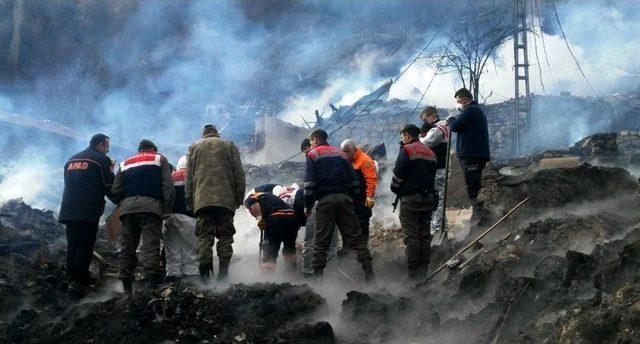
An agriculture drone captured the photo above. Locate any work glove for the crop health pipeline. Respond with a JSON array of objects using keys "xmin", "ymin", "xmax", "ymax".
[
  {"xmin": 257, "ymin": 217, "xmax": 266, "ymax": 230},
  {"xmin": 365, "ymin": 196, "xmax": 376, "ymax": 208}
]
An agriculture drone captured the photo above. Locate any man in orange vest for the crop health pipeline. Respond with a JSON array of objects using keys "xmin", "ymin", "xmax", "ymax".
[{"xmin": 340, "ymin": 139, "xmax": 377, "ymax": 247}]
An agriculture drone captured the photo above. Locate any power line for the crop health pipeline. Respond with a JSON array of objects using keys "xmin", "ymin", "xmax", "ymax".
[
  {"xmin": 551, "ymin": 0, "xmax": 595, "ymax": 92},
  {"xmin": 534, "ymin": 0, "xmax": 551, "ymax": 69},
  {"xmin": 279, "ymin": 30, "xmax": 441, "ymax": 163},
  {"xmin": 529, "ymin": 0, "xmax": 546, "ymax": 94}
]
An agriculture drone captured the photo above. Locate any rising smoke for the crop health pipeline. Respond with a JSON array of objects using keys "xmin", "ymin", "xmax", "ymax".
[{"xmin": 0, "ymin": 0, "xmax": 638, "ymax": 209}]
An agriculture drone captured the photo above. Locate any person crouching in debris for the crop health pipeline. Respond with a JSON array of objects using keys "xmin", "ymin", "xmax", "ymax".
[
  {"xmin": 162, "ymin": 155, "xmax": 198, "ymax": 282},
  {"xmin": 59, "ymin": 133, "xmax": 116, "ymax": 296},
  {"xmin": 112, "ymin": 139, "xmax": 175, "ymax": 294},
  {"xmin": 391, "ymin": 125, "xmax": 437, "ymax": 279},
  {"xmin": 244, "ymin": 190, "xmax": 300, "ymax": 272},
  {"xmin": 186, "ymin": 124, "xmax": 245, "ymax": 281},
  {"xmin": 419, "ymin": 106, "xmax": 449, "ymax": 234},
  {"xmin": 304, "ymin": 129, "xmax": 375, "ymax": 282},
  {"xmin": 447, "ymin": 88, "xmax": 490, "ymax": 215},
  {"xmin": 340, "ymin": 139, "xmax": 378, "ymax": 248}
]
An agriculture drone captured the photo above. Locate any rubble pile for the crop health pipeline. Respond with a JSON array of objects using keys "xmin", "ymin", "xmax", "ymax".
[
  {"xmin": 4, "ymin": 283, "xmax": 331, "ymax": 344},
  {"xmin": 477, "ymin": 162, "xmax": 638, "ymax": 221},
  {"xmin": 0, "ymin": 199, "xmax": 65, "ymax": 247},
  {"xmin": 245, "ymin": 161, "xmax": 305, "ymax": 188},
  {"xmin": 336, "ymin": 155, "xmax": 640, "ymax": 343},
  {"xmin": 568, "ymin": 130, "xmax": 640, "ymax": 166}
]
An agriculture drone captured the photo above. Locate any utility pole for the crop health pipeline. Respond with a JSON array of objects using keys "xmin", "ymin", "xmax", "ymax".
[{"xmin": 513, "ymin": 0, "xmax": 531, "ymax": 157}]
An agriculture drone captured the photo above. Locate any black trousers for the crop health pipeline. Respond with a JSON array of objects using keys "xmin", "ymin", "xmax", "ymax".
[
  {"xmin": 65, "ymin": 221, "xmax": 99, "ymax": 286},
  {"xmin": 263, "ymin": 216, "xmax": 300, "ymax": 263},
  {"xmin": 459, "ymin": 157, "xmax": 486, "ymax": 201}
]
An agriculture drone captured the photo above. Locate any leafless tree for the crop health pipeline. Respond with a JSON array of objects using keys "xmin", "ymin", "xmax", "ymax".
[{"xmin": 431, "ymin": 7, "xmax": 514, "ymax": 101}]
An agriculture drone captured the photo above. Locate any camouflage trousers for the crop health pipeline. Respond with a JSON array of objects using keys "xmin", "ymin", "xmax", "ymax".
[
  {"xmin": 196, "ymin": 207, "xmax": 236, "ymax": 267},
  {"xmin": 119, "ymin": 213, "xmax": 164, "ymax": 279}
]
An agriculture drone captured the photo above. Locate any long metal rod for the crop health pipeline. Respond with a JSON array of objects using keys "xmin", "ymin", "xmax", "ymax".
[
  {"xmin": 436, "ymin": 129, "xmax": 453, "ymax": 244},
  {"xmin": 415, "ymin": 197, "xmax": 530, "ymax": 288}
]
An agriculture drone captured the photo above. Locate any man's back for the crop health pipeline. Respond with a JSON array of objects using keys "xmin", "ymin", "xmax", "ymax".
[
  {"xmin": 450, "ymin": 101, "xmax": 490, "ymax": 161},
  {"xmin": 59, "ymin": 147, "xmax": 114, "ymax": 224},
  {"xmin": 187, "ymin": 135, "xmax": 245, "ymax": 214}
]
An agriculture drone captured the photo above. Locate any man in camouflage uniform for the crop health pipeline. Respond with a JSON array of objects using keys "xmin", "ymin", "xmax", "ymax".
[{"xmin": 186, "ymin": 125, "xmax": 245, "ymax": 281}]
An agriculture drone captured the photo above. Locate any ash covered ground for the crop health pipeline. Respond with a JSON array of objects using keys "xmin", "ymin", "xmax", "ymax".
[{"xmin": 1, "ymin": 131, "xmax": 640, "ymax": 344}]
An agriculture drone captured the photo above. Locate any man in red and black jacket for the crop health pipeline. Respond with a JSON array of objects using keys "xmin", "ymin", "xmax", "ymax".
[
  {"xmin": 245, "ymin": 191, "xmax": 300, "ymax": 272},
  {"xmin": 112, "ymin": 139, "xmax": 174, "ymax": 294},
  {"xmin": 303, "ymin": 129, "xmax": 374, "ymax": 282},
  {"xmin": 391, "ymin": 124, "xmax": 437, "ymax": 279},
  {"xmin": 59, "ymin": 133, "xmax": 115, "ymax": 296}
]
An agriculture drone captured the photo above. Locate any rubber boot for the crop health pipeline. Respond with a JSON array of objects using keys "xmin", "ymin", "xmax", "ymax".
[
  {"xmin": 218, "ymin": 260, "xmax": 230, "ymax": 281},
  {"xmin": 121, "ymin": 278, "xmax": 133, "ymax": 296},
  {"xmin": 199, "ymin": 264, "xmax": 213, "ymax": 281},
  {"xmin": 363, "ymin": 261, "xmax": 375, "ymax": 283}
]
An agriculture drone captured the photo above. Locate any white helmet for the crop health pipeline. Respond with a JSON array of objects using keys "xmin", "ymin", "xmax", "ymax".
[{"xmin": 177, "ymin": 155, "xmax": 187, "ymax": 170}]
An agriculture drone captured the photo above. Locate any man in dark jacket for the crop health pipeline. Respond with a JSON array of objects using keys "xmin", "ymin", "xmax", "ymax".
[
  {"xmin": 112, "ymin": 139, "xmax": 174, "ymax": 294},
  {"xmin": 447, "ymin": 88, "xmax": 490, "ymax": 206},
  {"xmin": 391, "ymin": 124, "xmax": 437, "ymax": 279},
  {"xmin": 304, "ymin": 129, "xmax": 374, "ymax": 282},
  {"xmin": 59, "ymin": 133, "xmax": 115, "ymax": 295}
]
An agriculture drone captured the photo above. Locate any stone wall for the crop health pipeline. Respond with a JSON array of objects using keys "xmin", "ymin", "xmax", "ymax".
[{"xmin": 270, "ymin": 92, "xmax": 640, "ymax": 163}]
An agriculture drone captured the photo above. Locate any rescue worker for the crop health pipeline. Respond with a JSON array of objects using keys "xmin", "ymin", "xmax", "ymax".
[
  {"xmin": 300, "ymin": 138, "xmax": 312, "ymax": 154},
  {"xmin": 244, "ymin": 190, "xmax": 300, "ymax": 272},
  {"xmin": 59, "ymin": 133, "xmax": 115, "ymax": 296},
  {"xmin": 163, "ymin": 155, "xmax": 198, "ymax": 282},
  {"xmin": 304, "ymin": 129, "xmax": 374, "ymax": 282},
  {"xmin": 340, "ymin": 139, "xmax": 377, "ymax": 247},
  {"xmin": 446, "ymin": 88, "xmax": 490, "ymax": 210},
  {"xmin": 419, "ymin": 106, "xmax": 449, "ymax": 233},
  {"xmin": 186, "ymin": 124, "xmax": 245, "ymax": 281},
  {"xmin": 391, "ymin": 124, "xmax": 437, "ymax": 279},
  {"xmin": 112, "ymin": 139, "xmax": 174, "ymax": 294}
]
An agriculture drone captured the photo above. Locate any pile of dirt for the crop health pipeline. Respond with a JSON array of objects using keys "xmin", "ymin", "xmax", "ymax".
[{"xmin": 3, "ymin": 283, "xmax": 333, "ymax": 344}]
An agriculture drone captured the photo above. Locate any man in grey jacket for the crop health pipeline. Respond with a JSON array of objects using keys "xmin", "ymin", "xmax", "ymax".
[{"xmin": 112, "ymin": 139, "xmax": 174, "ymax": 294}]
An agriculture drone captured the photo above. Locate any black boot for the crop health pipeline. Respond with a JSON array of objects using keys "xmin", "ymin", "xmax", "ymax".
[
  {"xmin": 66, "ymin": 265, "xmax": 78, "ymax": 284},
  {"xmin": 147, "ymin": 274, "xmax": 163, "ymax": 289},
  {"xmin": 313, "ymin": 269, "xmax": 324, "ymax": 281},
  {"xmin": 218, "ymin": 260, "xmax": 230, "ymax": 281},
  {"xmin": 122, "ymin": 278, "xmax": 133, "ymax": 296},
  {"xmin": 362, "ymin": 261, "xmax": 375, "ymax": 283},
  {"xmin": 199, "ymin": 264, "xmax": 213, "ymax": 281}
]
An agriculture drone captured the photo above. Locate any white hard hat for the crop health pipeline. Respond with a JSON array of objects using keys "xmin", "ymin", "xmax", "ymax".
[{"xmin": 177, "ymin": 155, "xmax": 187, "ymax": 170}]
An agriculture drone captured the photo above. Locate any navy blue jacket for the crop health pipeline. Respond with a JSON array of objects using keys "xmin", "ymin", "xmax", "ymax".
[
  {"xmin": 391, "ymin": 140, "xmax": 437, "ymax": 197},
  {"xmin": 303, "ymin": 143, "xmax": 359, "ymax": 209},
  {"xmin": 59, "ymin": 147, "xmax": 115, "ymax": 224},
  {"xmin": 448, "ymin": 101, "xmax": 490, "ymax": 162}
]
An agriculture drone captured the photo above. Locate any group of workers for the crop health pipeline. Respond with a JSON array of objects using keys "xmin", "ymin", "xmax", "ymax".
[{"xmin": 58, "ymin": 87, "xmax": 490, "ymax": 296}]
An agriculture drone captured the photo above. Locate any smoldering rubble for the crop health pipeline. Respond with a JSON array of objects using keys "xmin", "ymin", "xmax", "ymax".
[{"xmin": 1, "ymin": 131, "xmax": 640, "ymax": 344}]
